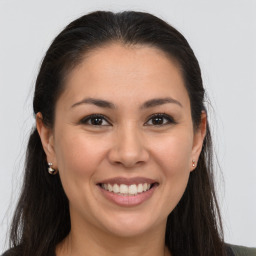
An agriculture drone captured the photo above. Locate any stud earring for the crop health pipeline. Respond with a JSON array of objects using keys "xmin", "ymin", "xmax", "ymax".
[
  {"xmin": 48, "ymin": 162, "xmax": 58, "ymax": 175},
  {"xmin": 192, "ymin": 160, "xmax": 196, "ymax": 167}
]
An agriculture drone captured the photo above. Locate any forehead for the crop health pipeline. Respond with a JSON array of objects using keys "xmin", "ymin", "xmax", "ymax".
[{"xmin": 58, "ymin": 43, "xmax": 190, "ymax": 110}]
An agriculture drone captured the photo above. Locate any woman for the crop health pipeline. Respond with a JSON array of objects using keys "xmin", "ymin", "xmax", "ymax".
[{"xmin": 2, "ymin": 11, "xmax": 255, "ymax": 256}]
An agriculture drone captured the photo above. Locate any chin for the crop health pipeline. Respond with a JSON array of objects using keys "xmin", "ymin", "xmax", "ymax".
[{"xmin": 100, "ymin": 211, "xmax": 164, "ymax": 238}]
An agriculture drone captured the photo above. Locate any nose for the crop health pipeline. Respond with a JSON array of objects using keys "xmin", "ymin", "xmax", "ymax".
[{"xmin": 107, "ymin": 124, "xmax": 149, "ymax": 168}]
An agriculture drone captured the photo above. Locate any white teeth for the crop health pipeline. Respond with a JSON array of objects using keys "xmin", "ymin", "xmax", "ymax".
[
  {"xmin": 137, "ymin": 184, "xmax": 143, "ymax": 193},
  {"xmin": 129, "ymin": 184, "xmax": 137, "ymax": 195},
  {"xmin": 101, "ymin": 183, "xmax": 153, "ymax": 195},
  {"xmin": 120, "ymin": 184, "xmax": 128, "ymax": 194},
  {"xmin": 113, "ymin": 184, "xmax": 119, "ymax": 193},
  {"xmin": 108, "ymin": 184, "xmax": 113, "ymax": 192}
]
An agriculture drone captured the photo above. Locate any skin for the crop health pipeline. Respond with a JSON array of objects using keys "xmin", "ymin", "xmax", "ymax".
[{"xmin": 37, "ymin": 43, "xmax": 206, "ymax": 256}]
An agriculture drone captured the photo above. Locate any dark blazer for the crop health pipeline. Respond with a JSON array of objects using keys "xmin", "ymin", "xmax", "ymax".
[{"xmin": 227, "ymin": 244, "xmax": 256, "ymax": 256}]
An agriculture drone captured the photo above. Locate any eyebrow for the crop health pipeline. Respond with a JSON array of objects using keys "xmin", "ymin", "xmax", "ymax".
[{"xmin": 70, "ymin": 97, "xmax": 183, "ymax": 109}]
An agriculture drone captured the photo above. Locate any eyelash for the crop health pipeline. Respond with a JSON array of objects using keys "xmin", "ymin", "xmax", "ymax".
[{"xmin": 80, "ymin": 113, "xmax": 177, "ymax": 127}]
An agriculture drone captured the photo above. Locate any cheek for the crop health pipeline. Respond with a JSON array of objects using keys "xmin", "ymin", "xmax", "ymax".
[
  {"xmin": 149, "ymin": 132, "xmax": 193, "ymax": 210},
  {"xmin": 53, "ymin": 130, "xmax": 110, "ymax": 211},
  {"xmin": 152, "ymin": 133, "xmax": 193, "ymax": 174},
  {"xmin": 54, "ymin": 131, "xmax": 107, "ymax": 180}
]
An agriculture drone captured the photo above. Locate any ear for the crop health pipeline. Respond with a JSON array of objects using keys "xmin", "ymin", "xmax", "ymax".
[
  {"xmin": 190, "ymin": 111, "xmax": 207, "ymax": 171},
  {"xmin": 36, "ymin": 112, "xmax": 57, "ymax": 168}
]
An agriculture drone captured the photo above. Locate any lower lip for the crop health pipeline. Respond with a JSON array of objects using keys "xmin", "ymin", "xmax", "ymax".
[{"xmin": 98, "ymin": 185, "xmax": 157, "ymax": 207}]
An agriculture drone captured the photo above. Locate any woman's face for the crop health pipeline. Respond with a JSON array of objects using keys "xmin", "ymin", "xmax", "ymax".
[{"xmin": 38, "ymin": 43, "xmax": 206, "ymax": 238}]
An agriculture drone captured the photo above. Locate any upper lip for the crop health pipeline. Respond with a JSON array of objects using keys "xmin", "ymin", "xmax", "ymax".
[{"xmin": 97, "ymin": 177, "xmax": 158, "ymax": 186}]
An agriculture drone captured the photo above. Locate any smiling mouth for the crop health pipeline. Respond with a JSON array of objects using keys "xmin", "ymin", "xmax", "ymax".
[{"xmin": 98, "ymin": 182, "xmax": 158, "ymax": 196}]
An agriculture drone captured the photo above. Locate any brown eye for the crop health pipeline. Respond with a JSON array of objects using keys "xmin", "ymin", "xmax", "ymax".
[
  {"xmin": 146, "ymin": 113, "xmax": 176, "ymax": 126},
  {"xmin": 80, "ymin": 114, "xmax": 110, "ymax": 126}
]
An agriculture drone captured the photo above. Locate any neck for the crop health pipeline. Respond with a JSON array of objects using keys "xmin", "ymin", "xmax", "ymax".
[{"xmin": 56, "ymin": 217, "xmax": 171, "ymax": 256}]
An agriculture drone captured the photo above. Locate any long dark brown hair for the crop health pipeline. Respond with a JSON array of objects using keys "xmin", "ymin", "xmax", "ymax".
[{"xmin": 7, "ymin": 11, "xmax": 226, "ymax": 256}]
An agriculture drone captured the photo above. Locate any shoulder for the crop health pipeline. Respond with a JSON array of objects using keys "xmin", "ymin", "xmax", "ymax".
[{"xmin": 226, "ymin": 244, "xmax": 256, "ymax": 256}]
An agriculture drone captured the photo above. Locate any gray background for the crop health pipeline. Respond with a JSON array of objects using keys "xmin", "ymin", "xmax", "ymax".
[{"xmin": 0, "ymin": 0, "xmax": 255, "ymax": 252}]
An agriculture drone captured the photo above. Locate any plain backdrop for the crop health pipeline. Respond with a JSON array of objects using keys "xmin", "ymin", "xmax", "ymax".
[{"xmin": 0, "ymin": 0, "xmax": 255, "ymax": 252}]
